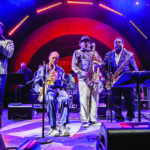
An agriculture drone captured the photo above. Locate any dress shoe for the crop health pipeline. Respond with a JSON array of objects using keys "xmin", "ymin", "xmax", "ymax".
[
  {"xmin": 115, "ymin": 115, "xmax": 125, "ymax": 122},
  {"xmin": 89, "ymin": 121, "xmax": 101, "ymax": 126},
  {"xmin": 126, "ymin": 116, "xmax": 134, "ymax": 122},
  {"xmin": 81, "ymin": 122, "xmax": 89, "ymax": 128}
]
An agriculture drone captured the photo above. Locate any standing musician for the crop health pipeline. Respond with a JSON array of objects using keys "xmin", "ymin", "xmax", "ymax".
[
  {"xmin": 0, "ymin": 22, "xmax": 14, "ymax": 128},
  {"xmin": 18, "ymin": 62, "xmax": 33, "ymax": 104},
  {"xmin": 72, "ymin": 36, "xmax": 104, "ymax": 128},
  {"xmin": 34, "ymin": 51, "xmax": 70, "ymax": 137},
  {"xmin": 104, "ymin": 37, "xmax": 138, "ymax": 122}
]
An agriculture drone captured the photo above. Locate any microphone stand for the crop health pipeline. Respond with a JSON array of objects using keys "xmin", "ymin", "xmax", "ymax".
[
  {"xmin": 36, "ymin": 61, "xmax": 53, "ymax": 144},
  {"xmin": 107, "ymin": 54, "xmax": 113, "ymax": 122}
]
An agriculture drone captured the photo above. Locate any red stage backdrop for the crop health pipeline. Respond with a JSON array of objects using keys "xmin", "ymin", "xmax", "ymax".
[{"xmin": 10, "ymin": 17, "xmax": 141, "ymax": 73}]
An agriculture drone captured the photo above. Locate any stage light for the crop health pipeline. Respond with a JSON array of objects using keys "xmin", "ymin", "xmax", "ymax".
[
  {"xmin": 8, "ymin": 15, "xmax": 29, "ymax": 36},
  {"xmin": 130, "ymin": 20, "xmax": 147, "ymax": 40},
  {"xmin": 67, "ymin": 1, "xmax": 93, "ymax": 5},
  {"xmin": 135, "ymin": 1, "xmax": 140, "ymax": 5},
  {"xmin": 99, "ymin": 3, "xmax": 123, "ymax": 16},
  {"xmin": 36, "ymin": 2, "xmax": 62, "ymax": 13}
]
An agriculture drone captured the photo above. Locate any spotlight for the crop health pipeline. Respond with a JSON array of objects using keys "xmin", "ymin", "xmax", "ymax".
[{"xmin": 135, "ymin": 1, "xmax": 140, "ymax": 5}]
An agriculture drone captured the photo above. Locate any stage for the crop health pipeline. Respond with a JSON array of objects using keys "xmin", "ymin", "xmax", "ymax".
[{"xmin": 1, "ymin": 108, "xmax": 150, "ymax": 150}]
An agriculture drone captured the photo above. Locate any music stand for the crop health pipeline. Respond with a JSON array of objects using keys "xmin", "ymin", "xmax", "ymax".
[
  {"xmin": 7, "ymin": 73, "xmax": 26, "ymax": 103},
  {"xmin": 114, "ymin": 71, "xmax": 150, "ymax": 122}
]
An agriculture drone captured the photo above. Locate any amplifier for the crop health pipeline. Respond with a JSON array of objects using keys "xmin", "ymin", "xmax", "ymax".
[
  {"xmin": 8, "ymin": 103, "xmax": 33, "ymax": 120},
  {"xmin": 97, "ymin": 103, "xmax": 106, "ymax": 118}
]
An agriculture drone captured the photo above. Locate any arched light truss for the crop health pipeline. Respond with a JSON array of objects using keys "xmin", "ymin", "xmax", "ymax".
[{"xmin": 10, "ymin": 17, "xmax": 141, "ymax": 72}]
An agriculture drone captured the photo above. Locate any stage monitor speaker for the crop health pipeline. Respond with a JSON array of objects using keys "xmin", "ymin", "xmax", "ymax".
[
  {"xmin": 96, "ymin": 122, "xmax": 150, "ymax": 150},
  {"xmin": 8, "ymin": 103, "xmax": 33, "ymax": 120},
  {"xmin": 97, "ymin": 103, "xmax": 106, "ymax": 118},
  {"xmin": 17, "ymin": 140, "xmax": 41, "ymax": 150}
]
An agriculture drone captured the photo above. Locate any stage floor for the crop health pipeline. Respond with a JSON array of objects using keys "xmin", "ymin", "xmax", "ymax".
[{"xmin": 1, "ymin": 108, "xmax": 150, "ymax": 150}]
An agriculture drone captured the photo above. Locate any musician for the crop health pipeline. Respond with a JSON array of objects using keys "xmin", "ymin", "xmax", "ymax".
[
  {"xmin": 34, "ymin": 65, "xmax": 42, "ymax": 78},
  {"xmin": 0, "ymin": 21, "xmax": 14, "ymax": 128},
  {"xmin": 18, "ymin": 62, "xmax": 33, "ymax": 104},
  {"xmin": 104, "ymin": 37, "xmax": 138, "ymax": 122},
  {"xmin": 72, "ymin": 36, "xmax": 104, "ymax": 128},
  {"xmin": 34, "ymin": 51, "xmax": 70, "ymax": 137}
]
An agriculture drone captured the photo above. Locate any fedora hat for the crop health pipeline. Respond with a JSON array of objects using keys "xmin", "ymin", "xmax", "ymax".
[{"xmin": 79, "ymin": 36, "xmax": 92, "ymax": 43}]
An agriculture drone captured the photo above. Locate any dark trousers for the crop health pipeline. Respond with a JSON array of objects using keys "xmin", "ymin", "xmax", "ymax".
[
  {"xmin": 0, "ymin": 75, "xmax": 6, "ymax": 116},
  {"xmin": 112, "ymin": 87, "xmax": 135, "ymax": 118}
]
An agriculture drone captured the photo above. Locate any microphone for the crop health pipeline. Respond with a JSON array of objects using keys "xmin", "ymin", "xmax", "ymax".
[
  {"xmin": 90, "ymin": 42, "xmax": 96, "ymax": 51},
  {"xmin": 43, "ymin": 61, "xmax": 46, "ymax": 81},
  {"xmin": 90, "ymin": 42, "xmax": 95, "ymax": 47}
]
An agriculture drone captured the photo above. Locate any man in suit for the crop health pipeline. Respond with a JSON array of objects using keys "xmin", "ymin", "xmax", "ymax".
[
  {"xmin": 0, "ymin": 21, "xmax": 14, "ymax": 127},
  {"xmin": 104, "ymin": 37, "xmax": 138, "ymax": 122}
]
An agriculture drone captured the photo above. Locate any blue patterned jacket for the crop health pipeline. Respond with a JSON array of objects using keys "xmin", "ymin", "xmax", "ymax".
[
  {"xmin": 34, "ymin": 64, "xmax": 66, "ymax": 94},
  {"xmin": 72, "ymin": 49, "xmax": 103, "ymax": 80},
  {"xmin": 0, "ymin": 38, "xmax": 14, "ymax": 74}
]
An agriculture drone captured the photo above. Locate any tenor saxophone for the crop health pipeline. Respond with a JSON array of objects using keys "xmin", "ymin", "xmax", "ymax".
[{"xmin": 89, "ymin": 43, "xmax": 102, "ymax": 85}]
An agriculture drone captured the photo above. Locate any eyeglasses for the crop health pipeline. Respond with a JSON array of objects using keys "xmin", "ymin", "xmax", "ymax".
[
  {"xmin": 52, "ymin": 57, "xmax": 58, "ymax": 60},
  {"xmin": 115, "ymin": 40, "xmax": 122, "ymax": 43},
  {"xmin": 83, "ymin": 41, "xmax": 90, "ymax": 43}
]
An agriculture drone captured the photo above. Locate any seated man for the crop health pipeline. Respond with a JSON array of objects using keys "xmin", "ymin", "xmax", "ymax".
[{"xmin": 34, "ymin": 51, "xmax": 70, "ymax": 137}]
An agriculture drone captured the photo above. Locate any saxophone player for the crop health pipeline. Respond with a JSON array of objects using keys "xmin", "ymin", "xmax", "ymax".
[
  {"xmin": 72, "ymin": 36, "xmax": 104, "ymax": 128},
  {"xmin": 104, "ymin": 37, "xmax": 138, "ymax": 122},
  {"xmin": 34, "ymin": 51, "xmax": 70, "ymax": 137}
]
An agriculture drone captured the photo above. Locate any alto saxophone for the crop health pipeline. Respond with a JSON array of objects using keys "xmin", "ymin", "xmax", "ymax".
[{"xmin": 38, "ymin": 64, "xmax": 56, "ymax": 102}]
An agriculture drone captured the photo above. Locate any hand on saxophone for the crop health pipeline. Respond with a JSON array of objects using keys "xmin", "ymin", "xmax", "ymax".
[
  {"xmin": 93, "ymin": 56, "xmax": 100, "ymax": 62},
  {"xmin": 48, "ymin": 76, "xmax": 56, "ymax": 82},
  {"xmin": 81, "ymin": 71, "xmax": 89, "ymax": 76},
  {"xmin": 38, "ymin": 87, "xmax": 43, "ymax": 95}
]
